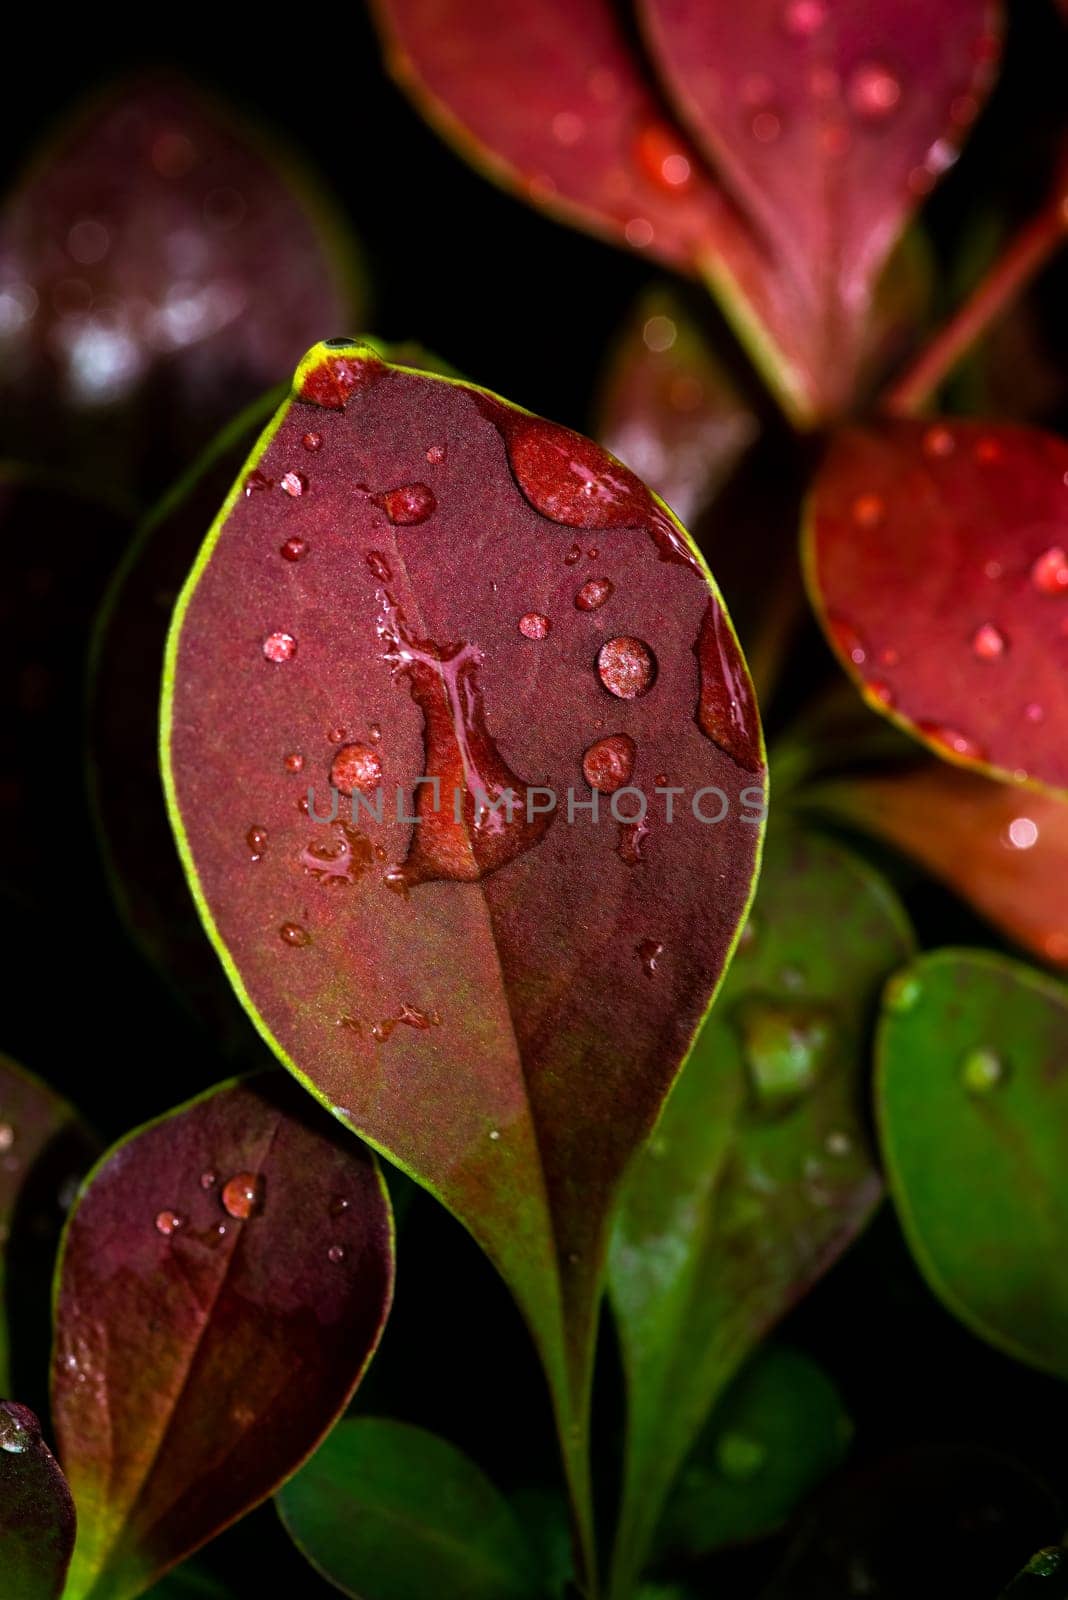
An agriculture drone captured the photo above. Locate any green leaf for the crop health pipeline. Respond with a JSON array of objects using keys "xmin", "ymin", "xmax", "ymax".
[
  {"xmin": 277, "ymin": 1418, "xmax": 540, "ymax": 1600},
  {"xmin": 878, "ymin": 948, "xmax": 1068, "ymax": 1377},
  {"xmin": 656, "ymin": 1345, "xmax": 851, "ymax": 1560},
  {"xmin": 608, "ymin": 826, "xmax": 912, "ymax": 1597}
]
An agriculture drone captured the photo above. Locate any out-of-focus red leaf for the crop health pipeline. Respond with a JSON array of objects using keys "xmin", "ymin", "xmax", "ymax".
[
  {"xmin": 0, "ymin": 1401, "xmax": 76, "ymax": 1600},
  {"xmin": 804, "ymin": 419, "xmax": 1068, "ymax": 794},
  {"xmin": 639, "ymin": 0, "xmax": 998, "ymax": 409},
  {"xmin": 52, "ymin": 1075, "xmax": 393, "ymax": 1600},
  {"xmin": 595, "ymin": 286, "xmax": 759, "ymax": 527},
  {"xmin": 0, "ymin": 76, "xmax": 363, "ymax": 505},
  {"xmin": 161, "ymin": 341, "xmax": 765, "ymax": 1547},
  {"xmin": 804, "ymin": 762, "xmax": 1068, "ymax": 970}
]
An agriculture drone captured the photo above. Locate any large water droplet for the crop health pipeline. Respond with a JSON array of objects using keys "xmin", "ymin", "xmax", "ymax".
[
  {"xmin": 735, "ymin": 998, "xmax": 834, "ymax": 1113},
  {"xmin": 279, "ymin": 922, "xmax": 310, "ymax": 946},
  {"xmin": 280, "ymin": 471, "xmax": 307, "ymax": 498},
  {"xmin": 222, "ymin": 1171, "xmax": 265, "ymax": 1219},
  {"xmin": 960, "ymin": 1047, "xmax": 1006, "ymax": 1095},
  {"xmin": 377, "ymin": 483, "xmax": 436, "ymax": 526},
  {"xmin": 298, "ymin": 348, "xmax": 384, "ymax": 409},
  {"xmin": 576, "ymin": 578, "xmax": 614, "ymax": 611},
  {"xmin": 0, "ymin": 1403, "xmax": 37, "ymax": 1454},
  {"xmin": 330, "ymin": 744, "xmax": 383, "ymax": 796},
  {"xmin": 597, "ymin": 636, "xmax": 656, "ymax": 699},
  {"xmin": 582, "ymin": 733, "xmax": 636, "ymax": 792},
  {"xmin": 263, "ymin": 632, "xmax": 297, "ymax": 663},
  {"xmin": 426, "ymin": 442, "xmax": 447, "ymax": 465},
  {"xmin": 519, "ymin": 612, "xmax": 550, "ymax": 640}
]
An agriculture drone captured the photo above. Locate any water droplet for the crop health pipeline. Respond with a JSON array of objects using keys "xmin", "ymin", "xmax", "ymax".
[
  {"xmin": 280, "ymin": 537, "xmax": 309, "ymax": 562},
  {"xmin": 1006, "ymin": 816, "xmax": 1039, "ymax": 850},
  {"xmin": 1026, "ymin": 1550, "xmax": 1064, "ymax": 1578},
  {"xmin": 369, "ymin": 722, "xmax": 382, "ymax": 743},
  {"xmin": 263, "ymin": 632, "xmax": 297, "ymax": 663},
  {"xmin": 972, "ymin": 622, "xmax": 1007, "ymax": 660},
  {"xmin": 327, "ymin": 1244, "xmax": 346, "ymax": 1263},
  {"xmin": 848, "ymin": 62, "xmax": 902, "ymax": 119},
  {"xmin": 696, "ymin": 600, "xmax": 762, "ymax": 769},
  {"xmin": 285, "ymin": 752, "xmax": 305, "ymax": 773},
  {"xmin": 782, "ymin": 0, "xmax": 827, "ymax": 35},
  {"xmin": 829, "ymin": 616, "xmax": 868, "ymax": 665},
  {"xmin": 716, "ymin": 1430, "xmax": 767, "ymax": 1480},
  {"xmin": 852, "ymin": 493, "xmax": 885, "ymax": 528},
  {"xmin": 222, "ymin": 1171, "xmax": 265, "ymax": 1219},
  {"xmin": 642, "ymin": 314, "xmax": 677, "ymax": 353},
  {"xmin": 565, "ymin": 543, "xmax": 582, "ymax": 565},
  {"xmin": 298, "ymin": 348, "xmax": 385, "ymax": 409},
  {"xmin": 488, "ymin": 1129, "xmax": 501, "ymax": 1141},
  {"xmin": 735, "ymin": 999, "xmax": 834, "ymax": 1112},
  {"xmin": 279, "ymin": 922, "xmax": 310, "ymax": 947},
  {"xmin": 576, "ymin": 578, "xmax": 614, "ymax": 611},
  {"xmin": 617, "ymin": 816, "xmax": 650, "ymax": 865},
  {"xmin": 583, "ymin": 733, "xmax": 636, "ymax": 792},
  {"xmin": 302, "ymin": 432, "xmax": 322, "ymax": 452},
  {"xmin": 918, "ymin": 722, "xmax": 983, "ymax": 761},
  {"xmin": 960, "ymin": 1047, "xmax": 1006, "ymax": 1095},
  {"xmin": 637, "ymin": 938, "xmax": 663, "ymax": 976},
  {"xmin": 155, "ymin": 1210, "xmax": 183, "ymax": 1236},
  {"xmin": 330, "ymin": 744, "xmax": 383, "ymax": 796},
  {"xmin": 246, "ymin": 825, "xmax": 268, "ymax": 859},
  {"xmin": 866, "ymin": 679, "xmax": 894, "ymax": 707},
  {"xmin": 426, "ymin": 442, "xmax": 447, "ymax": 464},
  {"xmin": 751, "ymin": 110, "xmax": 782, "ymax": 143},
  {"xmin": 923, "ymin": 425, "xmax": 955, "ymax": 459},
  {"xmin": 200, "ymin": 1171, "xmax": 217, "ymax": 1190},
  {"xmin": 0, "ymin": 1124, "xmax": 14, "ymax": 1153},
  {"xmin": 280, "ymin": 471, "xmax": 307, "ymax": 498},
  {"xmin": 519, "ymin": 612, "xmax": 550, "ymax": 640},
  {"xmin": 597, "ymin": 636, "xmax": 656, "ymax": 699},
  {"xmin": 634, "ymin": 119, "xmax": 695, "ymax": 192},
  {"xmin": 377, "ymin": 483, "xmax": 436, "ymax": 525},
  {"xmin": 301, "ymin": 822, "xmax": 375, "ymax": 885},
  {"xmin": 0, "ymin": 1404, "xmax": 36, "ymax": 1454},
  {"xmin": 1031, "ymin": 545, "xmax": 1068, "ymax": 595},
  {"xmin": 370, "ymin": 1003, "xmax": 442, "ymax": 1042},
  {"xmin": 244, "ymin": 469, "xmax": 272, "ymax": 496}
]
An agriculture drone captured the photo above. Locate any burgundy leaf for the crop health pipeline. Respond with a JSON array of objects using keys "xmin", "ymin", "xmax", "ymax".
[
  {"xmin": 53, "ymin": 1075, "xmax": 393, "ymax": 1600},
  {"xmin": 0, "ymin": 1401, "xmax": 76, "ymax": 1600}
]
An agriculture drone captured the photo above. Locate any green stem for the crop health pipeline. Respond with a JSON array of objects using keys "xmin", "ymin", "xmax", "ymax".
[{"xmin": 881, "ymin": 189, "xmax": 1068, "ymax": 418}]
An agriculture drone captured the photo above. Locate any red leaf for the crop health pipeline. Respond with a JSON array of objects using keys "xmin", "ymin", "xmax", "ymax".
[
  {"xmin": 161, "ymin": 342, "xmax": 765, "ymax": 1537},
  {"xmin": 0, "ymin": 76, "xmax": 362, "ymax": 504},
  {"xmin": 0, "ymin": 1402, "xmax": 76, "ymax": 1600},
  {"xmin": 52, "ymin": 1076, "xmax": 393, "ymax": 1600},
  {"xmin": 639, "ymin": 0, "xmax": 998, "ymax": 407},
  {"xmin": 805, "ymin": 762, "xmax": 1068, "ymax": 971},
  {"xmin": 804, "ymin": 419, "xmax": 1068, "ymax": 794}
]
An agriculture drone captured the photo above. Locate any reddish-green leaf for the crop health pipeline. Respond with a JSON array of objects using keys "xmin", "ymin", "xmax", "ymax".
[
  {"xmin": 639, "ymin": 0, "xmax": 998, "ymax": 410},
  {"xmin": 804, "ymin": 419, "xmax": 1068, "ymax": 794},
  {"xmin": 52, "ymin": 1075, "xmax": 394, "ymax": 1600},
  {"xmin": 0, "ymin": 1401, "xmax": 76, "ymax": 1600},
  {"xmin": 804, "ymin": 762, "xmax": 1068, "ymax": 971},
  {"xmin": 0, "ymin": 76, "xmax": 363, "ymax": 504},
  {"xmin": 608, "ymin": 827, "xmax": 909, "ymax": 1597},
  {"xmin": 161, "ymin": 340, "xmax": 765, "ymax": 1560},
  {"xmin": 595, "ymin": 286, "xmax": 759, "ymax": 527}
]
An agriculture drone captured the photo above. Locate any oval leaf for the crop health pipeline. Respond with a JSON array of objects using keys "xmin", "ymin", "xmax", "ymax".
[
  {"xmin": 0, "ymin": 1401, "xmax": 76, "ymax": 1600},
  {"xmin": 161, "ymin": 340, "xmax": 765, "ymax": 1472},
  {"xmin": 608, "ymin": 826, "xmax": 910, "ymax": 1594},
  {"xmin": 278, "ymin": 1417, "xmax": 539, "ymax": 1600},
  {"xmin": 804, "ymin": 419, "xmax": 1068, "ymax": 794},
  {"xmin": 53, "ymin": 1075, "xmax": 394, "ymax": 1600},
  {"xmin": 638, "ymin": 0, "xmax": 998, "ymax": 408},
  {"xmin": 878, "ymin": 949, "xmax": 1068, "ymax": 1377},
  {"xmin": 0, "ymin": 76, "xmax": 362, "ymax": 503},
  {"xmin": 804, "ymin": 762, "xmax": 1068, "ymax": 971}
]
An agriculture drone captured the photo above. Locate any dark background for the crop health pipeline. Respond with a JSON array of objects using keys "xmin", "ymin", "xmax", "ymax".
[{"xmin": 3, "ymin": 5, "xmax": 1068, "ymax": 1597}]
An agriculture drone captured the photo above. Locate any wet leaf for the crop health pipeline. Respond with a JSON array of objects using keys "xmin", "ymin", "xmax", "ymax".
[
  {"xmin": 878, "ymin": 949, "xmax": 1068, "ymax": 1378},
  {"xmin": 161, "ymin": 339, "xmax": 765, "ymax": 1554},
  {"xmin": 0, "ymin": 75, "xmax": 363, "ymax": 505},
  {"xmin": 277, "ymin": 1418, "xmax": 539, "ymax": 1600},
  {"xmin": 608, "ymin": 827, "xmax": 909, "ymax": 1595},
  {"xmin": 804, "ymin": 419, "xmax": 1068, "ymax": 794},
  {"xmin": 0, "ymin": 1401, "xmax": 76, "ymax": 1600},
  {"xmin": 803, "ymin": 762, "xmax": 1068, "ymax": 971},
  {"xmin": 595, "ymin": 286, "xmax": 759, "ymax": 527},
  {"xmin": 656, "ymin": 1344, "xmax": 851, "ymax": 1560},
  {"xmin": 52, "ymin": 1074, "xmax": 394, "ymax": 1600}
]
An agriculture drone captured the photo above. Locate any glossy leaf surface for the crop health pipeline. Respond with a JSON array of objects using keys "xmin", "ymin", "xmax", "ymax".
[
  {"xmin": 878, "ymin": 950, "xmax": 1068, "ymax": 1377},
  {"xmin": 805, "ymin": 762, "xmax": 1068, "ymax": 970},
  {"xmin": 53, "ymin": 1075, "xmax": 394, "ymax": 1600},
  {"xmin": 0, "ymin": 1401, "xmax": 76, "ymax": 1600},
  {"xmin": 162, "ymin": 340, "xmax": 765, "ymax": 1478},
  {"xmin": 0, "ymin": 76, "xmax": 361, "ymax": 503},
  {"xmin": 805, "ymin": 419, "xmax": 1068, "ymax": 794},
  {"xmin": 277, "ymin": 1418, "xmax": 539, "ymax": 1600},
  {"xmin": 608, "ymin": 827, "xmax": 909, "ymax": 1595}
]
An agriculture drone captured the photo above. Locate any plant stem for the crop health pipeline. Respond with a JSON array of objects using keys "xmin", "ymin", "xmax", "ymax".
[{"xmin": 881, "ymin": 190, "xmax": 1068, "ymax": 417}]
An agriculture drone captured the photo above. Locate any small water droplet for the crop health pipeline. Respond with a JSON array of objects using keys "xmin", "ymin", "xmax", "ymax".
[
  {"xmin": 972, "ymin": 622, "xmax": 1007, "ymax": 660},
  {"xmin": 597, "ymin": 637, "xmax": 656, "ymax": 699},
  {"xmin": 302, "ymin": 432, "xmax": 322, "ymax": 451},
  {"xmin": 488, "ymin": 1129, "xmax": 501, "ymax": 1141},
  {"xmin": 825, "ymin": 1130, "xmax": 852, "ymax": 1157},
  {"xmin": 377, "ymin": 483, "xmax": 436, "ymax": 525},
  {"xmin": 637, "ymin": 938, "xmax": 663, "ymax": 977},
  {"xmin": 960, "ymin": 1047, "xmax": 1006, "ymax": 1095},
  {"xmin": 716, "ymin": 1430, "xmax": 767, "ymax": 1480},
  {"xmin": 583, "ymin": 733, "xmax": 636, "ymax": 792},
  {"xmin": 918, "ymin": 722, "xmax": 983, "ymax": 760},
  {"xmin": 426, "ymin": 442, "xmax": 447, "ymax": 464},
  {"xmin": 263, "ymin": 632, "xmax": 297, "ymax": 663},
  {"xmin": 828, "ymin": 616, "xmax": 868, "ymax": 666},
  {"xmin": 285, "ymin": 752, "xmax": 305, "ymax": 773},
  {"xmin": 244, "ymin": 469, "xmax": 272, "ymax": 496},
  {"xmin": 155, "ymin": 1209, "xmax": 183, "ymax": 1236},
  {"xmin": 866, "ymin": 679, "xmax": 894, "ymax": 707},
  {"xmin": 221, "ymin": 1171, "xmax": 265, "ymax": 1219},
  {"xmin": 327, "ymin": 1244, "xmax": 346, "ymax": 1263},
  {"xmin": 279, "ymin": 922, "xmax": 310, "ymax": 947},
  {"xmin": 327, "ymin": 725, "xmax": 346, "ymax": 744},
  {"xmin": 848, "ymin": 61, "xmax": 902, "ymax": 119},
  {"xmin": 923, "ymin": 425, "xmax": 956, "ymax": 459},
  {"xmin": 330, "ymin": 743, "xmax": 383, "ymax": 796},
  {"xmin": 576, "ymin": 578, "xmax": 614, "ymax": 611},
  {"xmin": 200, "ymin": 1171, "xmax": 217, "ymax": 1190},
  {"xmin": 617, "ymin": 816, "xmax": 650, "ymax": 865},
  {"xmin": 280, "ymin": 537, "xmax": 309, "ymax": 562},
  {"xmin": 1006, "ymin": 815, "xmax": 1039, "ymax": 850},
  {"xmin": 565, "ymin": 543, "xmax": 582, "ymax": 565},
  {"xmin": 642, "ymin": 315, "xmax": 677, "ymax": 353},
  {"xmin": 735, "ymin": 999, "xmax": 834, "ymax": 1112},
  {"xmin": 1031, "ymin": 545, "xmax": 1068, "ymax": 595},
  {"xmin": 519, "ymin": 612, "xmax": 550, "ymax": 640},
  {"xmin": 886, "ymin": 972, "xmax": 922, "ymax": 1012},
  {"xmin": 329, "ymin": 1196, "xmax": 350, "ymax": 1218},
  {"xmin": 246, "ymin": 825, "xmax": 268, "ymax": 859},
  {"xmin": 280, "ymin": 471, "xmax": 307, "ymax": 498},
  {"xmin": 634, "ymin": 119, "xmax": 695, "ymax": 193}
]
